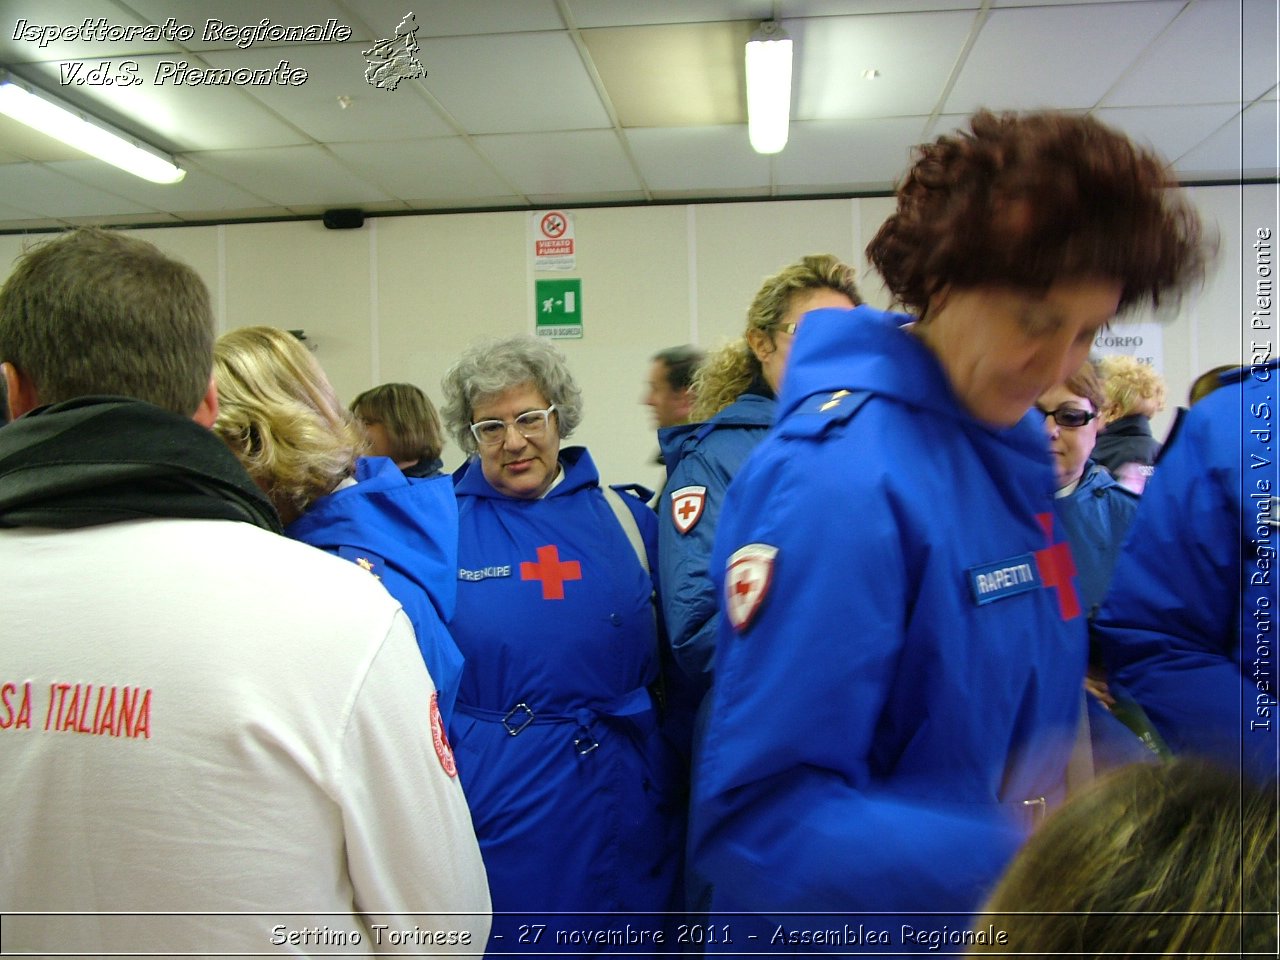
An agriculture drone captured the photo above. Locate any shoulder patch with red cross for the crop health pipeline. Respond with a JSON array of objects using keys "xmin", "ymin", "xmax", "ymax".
[
  {"xmin": 725, "ymin": 542, "xmax": 778, "ymax": 632},
  {"xmin": 670, "ymin": 484, "xmax": 708, "ymax": 535},
  {"xmin": 428, "ymin": 692, "xmax": 457, "ymax": 777}
]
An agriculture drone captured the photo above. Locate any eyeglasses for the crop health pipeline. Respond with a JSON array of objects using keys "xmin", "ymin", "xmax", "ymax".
[
  {"xmin": 470, "ymin": 404, "xmax": 557, "ymax": 446},
  {"xmin": 777, "ymin": 321, "xmax": 800, "ymax": 335},
  {"xmin": 1037, "ymin": 405, "xmax": 1098, "ymax": 429}
]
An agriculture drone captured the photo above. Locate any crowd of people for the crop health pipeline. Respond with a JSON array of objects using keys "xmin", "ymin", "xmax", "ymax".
[{"xmin": 0, "ymin": 107, "xmax": 1274, "ymax": 958}]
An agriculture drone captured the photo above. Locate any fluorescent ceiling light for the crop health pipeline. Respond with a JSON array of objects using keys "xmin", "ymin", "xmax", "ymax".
[
  {"xmin": 0, "ymin": 72, "xmax": 185, "ymax": 184},
  {"xmin": 745, "ymin": 21, "xmax": 793, "ymax": 155}
]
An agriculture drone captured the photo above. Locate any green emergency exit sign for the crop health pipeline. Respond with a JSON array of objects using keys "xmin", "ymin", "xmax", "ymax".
[{"xmin": 535, "ymin": 278, "xmax": 582, "ymax": 339}]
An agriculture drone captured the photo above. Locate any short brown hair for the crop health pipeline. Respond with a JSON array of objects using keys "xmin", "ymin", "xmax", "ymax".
[
  {"xmin": 349, "ymin": 382, "xmax": 445, "ymax": 463},
  {"xmin": 1060, "ymin": 359, "xmax": 1104, "ymax": 412},
  {"xmin": 868, "ymin": 111, "xmax": 1207, "ymax": 317},
  {"xmin": 0, "ymin": 228, "xmax": 213, "ymax": 415}
]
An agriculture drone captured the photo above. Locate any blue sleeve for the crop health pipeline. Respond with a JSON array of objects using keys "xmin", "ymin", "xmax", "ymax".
[
  {"xmin": 658, "ymin": 447, "xmax": 729, "ymax": 685},
  {"xmin": 689, "ymin": 435, "xmax": 1024, "ymax": 917},
  {"xmin": 1093, "ymin": 395, "xmax": 1276, "ymax": 783}
]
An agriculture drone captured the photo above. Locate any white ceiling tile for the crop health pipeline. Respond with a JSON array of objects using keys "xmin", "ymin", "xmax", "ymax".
[
  {"xmin": 199, "ymin": 45, "xmax": 456, "ymax": 141},
  {"xmin": 569, "ymin": 0, "xmax": 982, "ymax": 26},
  {"xmin": 342, "ymin": 0, "xmax": 565, "ymax": 37},
  {"xmin": 0, "ymin": 0, "xmax": 1269, "ymax": 230},
  {"xmin": 181, "ymin": 145, "xmax": 395, "ymax": 206},
  {"xmin": 326, "ymin": 138, "xmax": 521, "ymax": 200},
  {"xmin": 1104, "ymin": 0, "xmax": 1273, "ymax": 108},
  {"xmin": 0, "ymin": 163, "xmax": 154, "ymax": 218},
  {"xmin": 1092, "ymin": 104, "xmax": 1243, "ymax": 168},
  {"xmin": 795, "ymin": 10, "xmax": 978, "ymax": 119},
  {"xmin": 583, "ymin": 22, "xmax": 751, "ymax": 127},
  {"xmin": 626, "ymin": 126, "xmax": 769, "ymax": 189},
  {"xmin": 44, "ymin": 158, "xmax": 276, "ymax": 213},
  {"xmin": 945, "ymin": 1, "xmax": 1185, "ymax": 113},
  {"xmin": 416, "ymin": 33, "xmax": 611, "ymax": 134},
  {"xmin": 474, "ymin": 131, "xmax": 642, "ymax": 195},
  {"xmin": 774, "ymin": 117, "xmax": 932, "ymax": 190},
  {"xmin": 16, "ymin": 56, "xmax": 312, "ymax": 152},
  {"xmin": 1177, "ymin": 100, "xmax": 1280, "ymax": 179},
  {"xmin": 1, "ymin": 0, "xmax": 180, "ymax": 63}
]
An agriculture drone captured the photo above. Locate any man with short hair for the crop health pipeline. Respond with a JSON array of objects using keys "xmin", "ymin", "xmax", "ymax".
[
  {"xmin": 643, "ymin": 344, "xmax": 704, "ymax": 430},
  {"xmin": 0, "ymin": 228, "xmax": 490, "ymax": 954}
]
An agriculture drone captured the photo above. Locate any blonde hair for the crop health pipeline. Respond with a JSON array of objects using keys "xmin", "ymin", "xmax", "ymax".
[
  {"xmin": 972, "ymin": 760, "xmax": 1276, "ymax": 957},
  {"xmin": 1096, "ymin": 354, "xmax": 1167, "ymax": 422},
  {"xmin": 692, "ymin": 254, "xmax": 861, "ymax": 420},
  {"xmin": 213, "ymin": 326, "xmax": 365, "ymax": 522}
]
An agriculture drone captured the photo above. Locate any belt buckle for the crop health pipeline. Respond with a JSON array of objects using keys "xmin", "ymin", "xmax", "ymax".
[
  {"xmin": 573, "ymin": 726, "xmax": 599, "ymax": 756},
  {"xmin": 503, "ymin": 702, "xmax": 535, "ymax": 736}
]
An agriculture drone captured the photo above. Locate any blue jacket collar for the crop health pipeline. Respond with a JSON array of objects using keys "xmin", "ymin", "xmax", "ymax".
[{"xmin": 454, "ymin": 444, "xmax": 599, "ymax": 499}]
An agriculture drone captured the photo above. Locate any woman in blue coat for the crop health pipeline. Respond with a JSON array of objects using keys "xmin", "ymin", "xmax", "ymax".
[
  {"xmin": 213, "ymin": 326, "xmax": 464, "ymax": 723},
  {"xmin": 658, "ymin": 254, "xmax": 860, "ymax": 704},
  {"xmin": 687, "ymin": 110, "xmax": 1207, "ymax": 952},
  {"xmin": 1037, "ymin": 360, "xmax": 1157, "ymax": 771},
  {"xmin": 1094, "ymin": 361, "xmax": 1279, "ymax": 785},
  {"xmin": 441, "ymin": 336, "xmax": 682, "ymax": 953}
]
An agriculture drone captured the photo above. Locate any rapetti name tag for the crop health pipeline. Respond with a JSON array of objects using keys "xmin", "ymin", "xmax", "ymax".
[{"xmin": 967, "ymin": 553, "xmax": 1041, "ymax": 606}]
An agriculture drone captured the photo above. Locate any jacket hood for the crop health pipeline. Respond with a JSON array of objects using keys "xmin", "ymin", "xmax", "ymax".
[
  {"xmin": 286, "ymin": 456, "xmax": 458, "ymax": 620},
  {"xmin": 779, "ymin": 306, "xmax": 1047, "ymax": 438},
  {"xmin": 454, "ymin": 444, "xmax": 599, "ymax": 500},
  {"xmin": 657, "ymin": 392, "xmax": 777, "ymax": 476}
]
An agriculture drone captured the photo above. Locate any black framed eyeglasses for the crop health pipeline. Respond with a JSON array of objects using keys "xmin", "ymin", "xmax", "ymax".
[
  {"xmin": 1037, "ymin": 405, "xmax": 1097, "ymax": 429},
  {"xmin": 470, "ymin": 404, "xmax": 556, "ymax": 446}
]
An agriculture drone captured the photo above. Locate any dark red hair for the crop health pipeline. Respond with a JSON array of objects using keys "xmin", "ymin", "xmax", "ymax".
[{"xmin": 867, "ymin": 110, "xmax": 1208, "ymax": 317}]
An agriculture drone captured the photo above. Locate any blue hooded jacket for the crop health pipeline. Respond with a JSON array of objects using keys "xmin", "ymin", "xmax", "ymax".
[
  {"xmin": 285, "ymin": 456, "xmax": 464, "ymax": 723},
  {"xmin": 1094, "ymin": 362, "xmax": 1279, "ymax": 784},
  {"xmin": 657, "ymin": 391, "xmax": 775, "ymax": 695},
  {"xmin": 688, "ymin": 306, "xmax": 1084, "ymax": 944}
]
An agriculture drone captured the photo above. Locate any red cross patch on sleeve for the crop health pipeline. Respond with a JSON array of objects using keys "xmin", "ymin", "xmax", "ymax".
[
  {"xmin": 429, "ymin": 692, "xmax": 457, "ymax": 777},
  {"xmin": 670, "ymin": 484, "xmax": 707, "ymax": 535},
  {"xmin": 725, "ymin": 543, "xmax": 778, "ymax": 632}
]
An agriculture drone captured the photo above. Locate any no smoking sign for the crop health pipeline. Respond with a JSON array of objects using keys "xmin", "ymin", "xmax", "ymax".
[{"xmin": 532, "ymin": 209, "xmax": 575, "ymax": 271}]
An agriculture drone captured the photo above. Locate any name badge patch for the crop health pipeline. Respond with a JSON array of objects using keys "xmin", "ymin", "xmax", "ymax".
[
  {"xmin": 458, "ymin": 565, "xmax": 512, "ymax": 581},
  {"xmin": 967, "ymin": 554, "xmax": 1040, "ymax": 606}
]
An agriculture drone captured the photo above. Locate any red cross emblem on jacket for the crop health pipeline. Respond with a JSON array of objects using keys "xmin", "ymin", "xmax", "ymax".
[
  {"xmin": 520, "ymin": 544, "xmax": 582, "ymax": 600},
  {"xmin": 1033, "ymin": 512, "xmax": 1080, "ymax": 621}
]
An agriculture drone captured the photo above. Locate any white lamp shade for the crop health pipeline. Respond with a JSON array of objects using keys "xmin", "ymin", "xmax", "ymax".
[
  {"xmin": 0, "ymin": 78, "xmax": 184, "ymax": 184},
  {"xmin": 745, "ymin": 26, "xmax": 793, "ymax": 155}
]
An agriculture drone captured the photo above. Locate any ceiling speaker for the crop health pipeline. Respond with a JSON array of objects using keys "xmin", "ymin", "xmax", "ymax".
[{"xmin": 322, "ymin": 208, "xmax": 364, "ymax": 230}]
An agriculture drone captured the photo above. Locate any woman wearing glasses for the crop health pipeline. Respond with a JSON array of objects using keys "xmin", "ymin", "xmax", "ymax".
[
  {"xmin": 1038, "ymin": 360, "xmax": 1140, "ymax": 621},
  {"xmin": 211, "ymin": 327, "xmax": 465, "ymax": 725},
  {"xmin": 1038, "ymin": 360, "xmax": 1157, "ymax": 773},
  {"xmin": 687, "ymin": 111, "xmax": 1206, "ymax": 942},
  {"xmin": 440, "ymin": 335, "xmax": 682, "ymax": 946}
]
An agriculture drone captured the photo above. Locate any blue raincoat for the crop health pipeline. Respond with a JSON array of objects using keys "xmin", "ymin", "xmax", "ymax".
[
  {"xmin": 448, "ymin": 447, "xmax": 683, "ymax": 951},
  {"xmin": 658, "ymin": 391, "xmax": 775, "ymax": 700},
  {"xmin": 688, "ymin": 307, "xmax": 1084, "ymax": 950},
  {"xmin": 286, "ymin": 455, "xmax": 464, "ymax": 723},
  {"xmin": 1094, "ymin": 362, "xmax": 1279, "ymax": 784}
]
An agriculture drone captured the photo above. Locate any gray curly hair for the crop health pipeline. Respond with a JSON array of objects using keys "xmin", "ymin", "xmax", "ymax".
[{"xmin": 441, "ymin": 335, "xmax": 584, "ymax": 454}]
